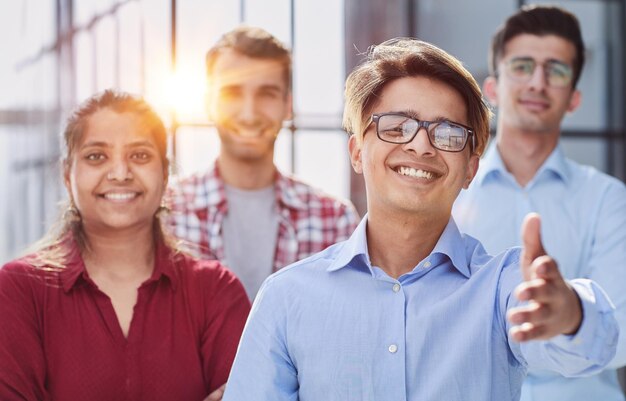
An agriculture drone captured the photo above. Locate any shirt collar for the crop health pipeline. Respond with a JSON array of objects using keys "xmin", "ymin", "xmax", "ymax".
[
  {"xmin": 534, "ymin": 146, "xmax": 570, "ymax": 184},
  {"xmin": 432, "ymin": 218, "xmax": 471, "ymax": 277},
  {"xmin": 327, "ymin": 216, "xmax": 371, "ymax": 272},
  {"xmin": 60, "ymin": 235, "xmax": 180, "ymax": 293},
  {"xmin": 197, "ymin": 161, "xmax": 228, "ymax": 209},
  {"xmin": 476, "ymin": 143, "xmax": 570, "ymax": 186},
  {"xmin": 474, "ymin": 143, "xmax": 508, "ymax": 186},
  {"xmin": 327, "ymin": 216, "xmax": 471, "ymax": 278},
  {"xmin": 274, "ymin": 171, "xmax": 309, "ymax": 210},
  {"xmin": 60, "ymin": 236, "xmax": 87, "ymax": 292}
]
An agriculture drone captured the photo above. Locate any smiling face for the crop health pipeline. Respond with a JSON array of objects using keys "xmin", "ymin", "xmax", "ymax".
[
  {"xmin": 486, "ymin": 34, "xmax": 581, "ymax": 136},
  {"xmin": 64, "ymin": 108, "xmax": 167, "ymax": 236},
  {"xmin": 207, "ymin": 49, "xmax": 291, "ymax": 164},
  {"xmin": 349, "ymin": 76, "xmax": 479, "ymax": 221}
]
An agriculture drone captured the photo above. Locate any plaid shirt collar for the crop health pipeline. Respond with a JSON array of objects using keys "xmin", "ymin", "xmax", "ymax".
[{"xmin": 192, "ymin": 161, "xmax": 308, "ymax": 212}]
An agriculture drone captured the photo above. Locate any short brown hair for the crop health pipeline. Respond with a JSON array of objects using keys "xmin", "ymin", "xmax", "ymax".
[
  {"xmin": 343, "ymin": 38, "xmax": 491, "ymax": 156},
  {"xmin": 206, "ymin": 25, "xmax": 292, "ymax": 89},
  {"xmin": 489, "ymin": 5, "xmax": 585, "ymax": 88}
]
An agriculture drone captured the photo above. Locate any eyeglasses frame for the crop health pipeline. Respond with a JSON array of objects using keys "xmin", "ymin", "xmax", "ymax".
[
  {"xmin": 369, "ymin": 112, "xmax": 475, "ymax": 153},
  {"xmin": 500, "ymin": 56, "xmax": 574, "ymax": 88}
]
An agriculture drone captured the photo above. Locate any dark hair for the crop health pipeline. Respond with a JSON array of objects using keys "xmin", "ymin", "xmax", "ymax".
[
  {"xmin": 489, "ymin": 5, "xmax": 585, "ymax": 88},
  {"xmin": 62, "ymin": 90, "xmax": 167, "ymax": 164},
  {"xmin": 205, "ymin": 25, "xmax": 292, "ymax": 89},
  {"xmin": 28, "ymin": 90, "xmax": 177, "ymax": 269},
  {"xmin": 343, "ymin": 38, "xmax": 491, "ymax": 156}
]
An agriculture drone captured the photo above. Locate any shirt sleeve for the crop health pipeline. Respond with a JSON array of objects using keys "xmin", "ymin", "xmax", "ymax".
[
  {"xmin": 0, "ymin": 263, "xmax": 49, "ymax": 401},
  {"xmin": 200, "ymin": 265, "xmax": 251, "ymax": 393},
  {"xmin": 507, "ymin": 277, "xmax": 618, "ymax": 377},
  {"xmin": 582, "ymin": 181, "xmax": 626, "ymax": 368},
  {"xmin": 222, "ymin": 276, "xmax": 299, "ymax": 401}
]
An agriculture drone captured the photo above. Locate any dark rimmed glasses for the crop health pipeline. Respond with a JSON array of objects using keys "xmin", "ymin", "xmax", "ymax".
[
  {"xmin": 370, "ymin": 112, "xmax": 475, "ymax": 152},
  {"xmin": 502, "ymin": 57, "xmax": 573, "ymax": 88}
]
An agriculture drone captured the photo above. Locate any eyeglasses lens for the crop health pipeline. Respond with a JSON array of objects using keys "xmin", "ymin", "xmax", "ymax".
[
  {"xmin": 506, "ymin": 58, "xmax": 572, "ymax": 87},
  {"xmin": 432, "ymin": 123, "xmax": 468, "ymax": 151},
  {"xmin": 377, "ymin": 114, "xmax": 468, "ymax": 151}
]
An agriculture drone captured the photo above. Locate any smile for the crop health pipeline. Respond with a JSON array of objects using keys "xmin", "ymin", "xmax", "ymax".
[
  {"xmin": 519, "ymin": 97, "xmax": 550, "ymax": 111},
  {"xmin": 395, "ymin": 166, "xmax": 437, "ymax": 180},
  {"xmin": 101, "ymin": 192, "xmax": 140, "ymax": 201}
]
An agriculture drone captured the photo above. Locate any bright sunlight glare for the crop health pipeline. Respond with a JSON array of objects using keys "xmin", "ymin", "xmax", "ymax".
[{"xmin": 152, "ymin": 63, "xmax": 207, "ymax": 123}]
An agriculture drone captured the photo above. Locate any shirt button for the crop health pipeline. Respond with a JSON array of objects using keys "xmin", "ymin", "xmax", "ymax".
[
  {"xmin": 388, "ymin": 344, "xmax": 398, "ymax": 353},
  {"xmin": 392, "ymin": 283, "xmax": 401, "ymax": 293},
  {"xmin": 423, "ymin": 261, "xmax": 432, "ymax": 268}
]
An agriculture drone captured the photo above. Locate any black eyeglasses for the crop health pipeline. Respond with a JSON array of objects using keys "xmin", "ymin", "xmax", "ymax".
[
  {"xmin": 369, "ymin": 113, "xmax": 475, "ymax": 152},
  {"xmin": 502, "ymin": 57, "xmax": 573, "ymax": 88}
]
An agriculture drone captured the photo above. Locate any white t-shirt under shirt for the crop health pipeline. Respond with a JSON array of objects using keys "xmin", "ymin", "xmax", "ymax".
[{"xmin": 222, "ymin": 185, "xmax": 279, "ymax": 299}]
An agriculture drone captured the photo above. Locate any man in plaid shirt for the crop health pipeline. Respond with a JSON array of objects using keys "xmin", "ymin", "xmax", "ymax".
[{"xmin": 165, "ymin": 26, "xmax": 359, "ymax": 300}]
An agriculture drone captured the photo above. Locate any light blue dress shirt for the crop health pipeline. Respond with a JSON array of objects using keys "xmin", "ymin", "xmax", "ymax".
[
  {"xmin": 223, "ymin": 216, "xmax": 617, "ymax": 401},
  {"xmin": 453, "ymin": 144, "xmax": 626, "ymax": 401}
]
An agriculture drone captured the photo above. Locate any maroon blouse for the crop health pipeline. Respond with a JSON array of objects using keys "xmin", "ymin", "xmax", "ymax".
[{"xmin": 0, "ymin": 238, "xmax": 251, "ymax": 401}]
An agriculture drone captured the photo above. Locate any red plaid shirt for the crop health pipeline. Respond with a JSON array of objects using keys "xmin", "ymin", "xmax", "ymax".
[{"xmin": 164, "ymin": 163, "xmax": 360, "ymax": 272}]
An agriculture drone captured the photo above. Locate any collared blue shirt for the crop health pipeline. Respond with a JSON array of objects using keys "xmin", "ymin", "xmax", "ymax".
[
  {"xmin": 223, "ymin": 216, "xmax": 617, "ymax": 401},
  {"xmin": 453, "ymin": 144, "xmax": 626, "ymax": 401}
]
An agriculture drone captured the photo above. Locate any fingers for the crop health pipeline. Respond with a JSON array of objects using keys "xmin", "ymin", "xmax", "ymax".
[
  {"xmin": 508, "ymin": 255, "xmax": 583, "ymax": 342},
  {"xmin": 508, "ymin": 301, "xmax": 551, "ymax": 326},
  {"xmin": 509, "ymin": 322, "xmax": 550, "ymax": 342},
  {"xmin": 515, "ymin": 256, "xmax": 561, "ymax": 302},
  {"xmin": 508, "ymin": 298, "xmax": 557, "ymax": 342},
  {"xmin": 521, "ymin": 213, "xmax": 545, "ymax": 259},
  {"xmin": 205, "ymin": 384, "xmax": 226, "ymax": 401},
  {"xmin": 520, "ymin": 213, "xmax": 546, "ymax": 282},
  {"xmin": 510, "ymin": 213, "xmax": 583, "ymax": 342},
  {"xmin": 528, "ymin": 255, "xmax": 561, "ymax": 280}
]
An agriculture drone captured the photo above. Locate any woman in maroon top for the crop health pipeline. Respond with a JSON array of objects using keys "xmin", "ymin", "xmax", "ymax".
[{"xmin": 0, "ymin": 90, "xmax": 251, "ymax": 401}]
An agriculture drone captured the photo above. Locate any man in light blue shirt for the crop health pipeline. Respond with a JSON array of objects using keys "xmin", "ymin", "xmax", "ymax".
[
  {"xmin": 453, "ymin": 6, "xmax": 626, "ymax": 401},
  {"xmin": 223, "ymin": 38, "xmax": 618, "ymax": 401}
]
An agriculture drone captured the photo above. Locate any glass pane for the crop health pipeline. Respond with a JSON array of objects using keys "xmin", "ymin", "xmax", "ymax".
[
  {"xmin": 94, "ymin": 16, "xmax": 117, "ymax": 91},
  {"xmin": 75, "ymin": 31, "xmax": 96, "ymax": 103},
  {"xmin": 295, "ymin": 130, "xmax": 351, "ymax": 200},
  {"xmin": 294, "ymin": 0, "xmax": 344, "ymax": 116},
  {"xmin": 173, "ymin": 125, "xmax": 221, "ymax": 177},
  {"xmin": 119, "ymin": 2, "xmax": 144, "ymax": 94}
]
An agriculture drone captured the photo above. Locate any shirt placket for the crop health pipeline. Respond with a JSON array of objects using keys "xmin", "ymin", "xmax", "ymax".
[
  {"xmin": 125, "ymin": 282, "xmax": 150, "ymax": 401},
  {"xmin": 377, "ymin": 276, "xmax": 408, "ymax": 400}
]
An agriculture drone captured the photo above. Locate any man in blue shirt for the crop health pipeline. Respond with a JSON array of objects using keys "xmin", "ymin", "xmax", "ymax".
[
  {"xmin": 453, "ymin": 6, "xmax": 626, "ymax": 401},
  {"xmin": 222, "ymin": 38, "xmax": 618, "ymax": 401}
]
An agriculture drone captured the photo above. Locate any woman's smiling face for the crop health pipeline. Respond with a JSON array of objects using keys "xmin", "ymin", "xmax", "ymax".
[{"xmin": 64, "ymin": 108, "xmax": 168, "ymax": 235}]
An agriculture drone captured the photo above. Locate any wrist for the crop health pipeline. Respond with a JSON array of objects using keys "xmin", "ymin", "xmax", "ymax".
[{"xmin": 562, "ymin": 285, "xmax": 583, "ymax": 335}]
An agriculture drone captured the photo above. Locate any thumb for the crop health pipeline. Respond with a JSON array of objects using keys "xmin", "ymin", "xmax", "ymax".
[{"xmin": 520, "ymin": 213, "xmax": 546, "ymax": 281}]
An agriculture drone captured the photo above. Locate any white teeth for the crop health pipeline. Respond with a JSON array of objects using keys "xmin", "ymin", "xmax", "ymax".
[
  {"xmin": 104, "ymin": 192, "xmax": 137, "ymax": 200},
  {"xmin": 398, "ymin": 166, "xmax": 435, "ymax": 180}
]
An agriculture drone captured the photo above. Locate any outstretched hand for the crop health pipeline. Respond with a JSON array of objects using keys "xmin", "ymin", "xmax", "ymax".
[{"xmin": 507, "ymin": 213, "xmax": 582, "ymax": 342}]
